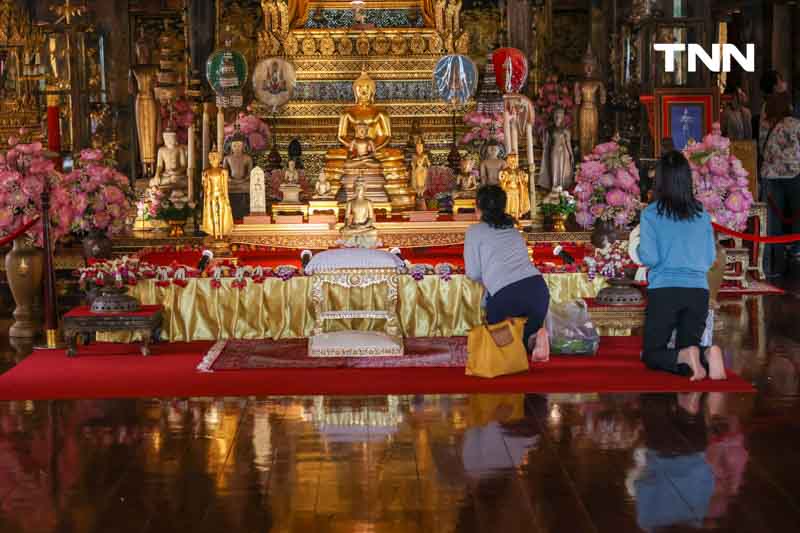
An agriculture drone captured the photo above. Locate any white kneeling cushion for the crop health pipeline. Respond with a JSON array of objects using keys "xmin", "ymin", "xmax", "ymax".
[
  {"xmin": 309, "ymin": 330, "xmax": 404, "ymax": 358},
  {"xmin": 305, "ymin": 248, "xmax": 404, "ymax": 274}
]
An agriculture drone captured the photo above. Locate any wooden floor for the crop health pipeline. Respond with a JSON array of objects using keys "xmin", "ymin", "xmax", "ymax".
[{"xmin": 0, "ymin": 287, "xmax": 800, "ymax": 532}]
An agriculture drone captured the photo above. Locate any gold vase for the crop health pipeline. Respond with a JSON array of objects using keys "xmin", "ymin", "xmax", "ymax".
[
  {"xmin": 5, "ymin": 238, "xmax": 43, "ymax": 338},
  {"xmin": 551, "ymin": 213, "xmax": 567, "ymax": 233}
]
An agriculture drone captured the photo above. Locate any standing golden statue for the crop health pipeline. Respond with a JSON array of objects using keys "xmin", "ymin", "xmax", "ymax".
[
  {"xmin": 410, "ymin": 138, "xmax": 430, "ymax": 199},
  {"xmin": 498, "ymin": 153, "xmax": 531, "ymax": 220},
  {"xmin": 323, "ymin": 70, "xmax": 412, "ymax": 208},
  {"xmin": 201, "ymin": 148, "xmax": 234, "ymax": 239},
  {"xmin": 130, "ymin": 64, "xmax": 159, "ymax": 177},
  {"xmin": 575, "ymin": 45, "xmax": 606, "ymax": 156}
]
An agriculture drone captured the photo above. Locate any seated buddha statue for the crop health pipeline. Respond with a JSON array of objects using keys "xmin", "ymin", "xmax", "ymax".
[
  {"xmin": 339, "ymin": 178, "xmax": 380, "ymax": 249},
  {"xmin": 325, "ymin": 70, "xmax": 413, "ymax": 210}
]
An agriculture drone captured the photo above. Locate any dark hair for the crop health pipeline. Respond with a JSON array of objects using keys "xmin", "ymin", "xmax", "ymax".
[
  {"xmin": 477, "ymin": 185, "xmax": 515, "ymax": 229},
  {"xmin": 760, "ymin": 70, "xmax": 782, "ymax": 96},
  {"xmin": 654, "ymin": 151, "xmax": 703, "ymax": 221},
  {"xmin": 765, "ymin": 92, "xmax": 793, "ymax": 121}
]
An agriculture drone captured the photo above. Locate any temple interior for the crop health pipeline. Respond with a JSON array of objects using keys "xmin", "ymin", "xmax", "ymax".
[{"xmin": 0, "ymin": 0, "xmax": 800, "ymax": 531}]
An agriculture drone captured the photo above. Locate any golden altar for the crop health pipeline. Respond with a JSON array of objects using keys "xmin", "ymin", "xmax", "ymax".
[{"xmin": 112, "ymin": 273, "xmax": 610, "ymax": 342}]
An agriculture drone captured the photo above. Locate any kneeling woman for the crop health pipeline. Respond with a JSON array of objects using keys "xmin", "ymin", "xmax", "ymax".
[
  {"xmin": 638, "ymin": 151, "xmax": 726, "ymax": 381},
  {"xmin": 464, "ymin": 185, "xmax": 551, "ymax": 360}
]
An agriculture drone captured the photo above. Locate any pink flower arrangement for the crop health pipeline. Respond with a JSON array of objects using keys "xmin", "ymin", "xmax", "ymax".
[
  {"xmin": 225, "ymin": 111, "xmax": 271, "ymax": 152},
  {"xmin": 460, "ymin": 111, "xmax": 504, "ymax": 149},
  {"xmin": 574, "ymin": 142, "xmax": 642, "ymax": 229},
  {"xmin": 0, "ymin": 135, "xmax": 72, "ymax": 246},
  {"xmin": 683, "ymin": 123, "xmax": 753, "ymax": 231},
  {"xmin": 534, "ymin": 74, "xmax": 575, "ymax": 135},
  {"xmin": 62, "ymin": 150, "xmax": 135, "ymax": 237},
  {"xmin": 160, "ymin": 100, "xmax": 195, "ymax": 145}
]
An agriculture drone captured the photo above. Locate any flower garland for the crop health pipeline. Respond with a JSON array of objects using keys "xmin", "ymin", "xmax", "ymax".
[
  {"xmin": 62, "ymin": 149, "xmax": 135, "ymax": 238},
  {"xmin": 683, "ymin": 123, "xmax": 753, "ymax": 231},
  {"xmin": 574, "ymin": 142, "xmax": 642, "ymax": 229},
  {"xmin": 584, "ymin": 240, "xmax": 634, "ymax": 280},
  {"xmin": 533, "ymin": 74, "xmax": 575, "ymax": 136}
]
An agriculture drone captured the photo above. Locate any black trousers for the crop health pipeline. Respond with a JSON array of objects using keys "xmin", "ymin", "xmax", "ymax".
[
  {"xmin": 486, "ymin": 275, "xmax": 550, "ymax": 345},
  {"xmin": 643, "ymin": 288, "xmax": 709, "ymax": 376}
]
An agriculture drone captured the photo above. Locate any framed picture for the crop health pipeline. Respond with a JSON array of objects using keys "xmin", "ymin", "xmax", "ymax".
[{"xmin": 654, "ymin": 89, "xmax": 719, "ymax": 156}]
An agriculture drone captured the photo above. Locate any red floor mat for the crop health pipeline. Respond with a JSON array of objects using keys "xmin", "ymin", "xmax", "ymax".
[{"xmin": 0, "ymin": 336, "xmax": 753, "ymax": 400}]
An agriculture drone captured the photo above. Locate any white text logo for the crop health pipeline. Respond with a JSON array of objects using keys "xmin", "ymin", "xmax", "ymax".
[{"xmin": 653, "ymin": 43, "xmax": 755, "ymax": 73}]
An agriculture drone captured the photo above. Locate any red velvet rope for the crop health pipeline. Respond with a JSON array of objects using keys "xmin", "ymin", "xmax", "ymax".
[
  {"xmin": 712, "ymin": 222, "xmax": 800, "ymax": 244},
  {"xmin": 0, "ymin": 217, "xmax": 40, "ymax": 247}
]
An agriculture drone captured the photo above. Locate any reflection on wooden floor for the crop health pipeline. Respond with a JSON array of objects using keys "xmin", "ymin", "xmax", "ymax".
[{"xmin": 0, "ymin": 288, "xmax": 799, "ymax": 532}]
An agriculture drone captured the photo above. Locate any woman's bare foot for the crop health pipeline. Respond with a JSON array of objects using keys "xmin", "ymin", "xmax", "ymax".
[
  {"xmin": 705, "ymin": 346, "xmax": 727, "ymax": 380},
  {"xmin": 531, "ymin": 328, "xmax": 550, "ymax": 362},
  {"xmin": 678, "ymin": 346, "xmax": 706, "ymax": 381}
]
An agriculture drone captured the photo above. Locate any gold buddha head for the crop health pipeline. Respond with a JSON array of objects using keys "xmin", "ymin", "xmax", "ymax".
[
  {"xmin": 353, "ymin": 70, "xmax": 376, "ymax": 105},
  {"xmin": 208, "ymin": 146, "xmax": 222, "ymax": 168},
  {"xmin": 506, "ymin": 152, "xmax": 519, "ymax": 170},
  {"xmin": 415, "ymin": 137, "xmax": 425, "ymax": 154}
]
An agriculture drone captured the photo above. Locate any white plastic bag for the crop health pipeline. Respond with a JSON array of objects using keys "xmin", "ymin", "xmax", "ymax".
[{"xmin": 545, "ymin": 299, "xmax": 600, "ymax": 356}]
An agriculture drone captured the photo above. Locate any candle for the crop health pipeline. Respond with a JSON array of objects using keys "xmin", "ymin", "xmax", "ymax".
[
  {"xmin": 217, "ymin": 108, "xmax": 225, "ymax": 155},
  {"xmin": 202, "ymin": 103, "xmax": 211, "ymax": 170},
  {"xmin": 187, "ymin": 123, "xmax": 195, "ymax": 203}
]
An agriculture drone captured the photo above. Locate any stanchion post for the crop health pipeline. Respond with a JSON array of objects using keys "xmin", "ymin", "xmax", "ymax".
[{"xmin": 39, "ymin": 178, "xmax": 61, "ymax": 349}]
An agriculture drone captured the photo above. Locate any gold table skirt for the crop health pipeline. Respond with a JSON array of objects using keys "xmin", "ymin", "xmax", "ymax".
[{"xmin": 111, "ymin": 273, "xmax": 608, "ymax": 342}]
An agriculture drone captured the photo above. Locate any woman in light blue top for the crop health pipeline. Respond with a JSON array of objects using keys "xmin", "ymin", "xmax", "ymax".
[
  {"xmin": 638, "ymin": 151, "xmax": 726, "ymax": 381},
  {"xmin": 464, "ymin": 185, "xmax": 551, "ymax": 361}
]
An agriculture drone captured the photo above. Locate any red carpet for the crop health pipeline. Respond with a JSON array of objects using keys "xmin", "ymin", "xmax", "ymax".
[
  {"xmin": 0, "ymin": 337, "xmax": 753, "ymax": 400},
  {"xmin": 719, "ymin": 280, "xmax": 785, "ymax": 296}
]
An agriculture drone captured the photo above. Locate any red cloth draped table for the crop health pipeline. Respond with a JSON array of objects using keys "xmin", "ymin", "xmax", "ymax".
[{"xmin": 63, "ymin": 305, "xmax": 163, "ymax": 357}]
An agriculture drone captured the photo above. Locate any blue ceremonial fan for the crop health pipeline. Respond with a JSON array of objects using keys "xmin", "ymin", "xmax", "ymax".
[{"xmin": 433, "ymin": 55, "xmax": 478, "ymax": 107}]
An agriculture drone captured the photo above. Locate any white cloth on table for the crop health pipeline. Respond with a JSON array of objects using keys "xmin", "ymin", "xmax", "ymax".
[{"xmin": 304, "ymin": 248, "xmax": 405, "ymax": 274}]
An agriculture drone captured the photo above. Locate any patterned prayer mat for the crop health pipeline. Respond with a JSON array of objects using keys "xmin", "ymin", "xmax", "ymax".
[{"xmin": 198, "ymin": 337, "xmax": 469, "ymax": 372}]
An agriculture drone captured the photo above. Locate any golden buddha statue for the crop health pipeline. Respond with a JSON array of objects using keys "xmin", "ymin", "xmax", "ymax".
[
  {"xmin": 201, "ymin": 148, "xmax": 234, "ymax": 240},
  {"xmin": 410, "ymin": 138, "xmax": 431, "ymax": 199},
  {"xmin": 325, "ymin": 70, "xmax": 413, "ymax": 209},
  {"xmin": 498, "ymin": 153, "xmax": 531, "ymax": 221},
  {"xmin": 340, "ymin": 178, "xmax": 380, "ymax": 249}
]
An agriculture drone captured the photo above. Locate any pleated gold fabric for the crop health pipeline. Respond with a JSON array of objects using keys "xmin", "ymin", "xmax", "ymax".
[{"xmin": 107, "ymin": 274, "xmax": 607, "ymax": 342}]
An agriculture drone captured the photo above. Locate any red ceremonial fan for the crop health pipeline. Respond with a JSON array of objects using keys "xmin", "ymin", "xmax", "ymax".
[{"xmin": 492, "ymin": 47, "xmax": 528, "ymax": 94}]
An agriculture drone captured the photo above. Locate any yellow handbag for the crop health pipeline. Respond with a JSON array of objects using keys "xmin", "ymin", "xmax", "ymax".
[{"xmin": 466, "ymin": 318, "xmax": 530, "ymax": 378}]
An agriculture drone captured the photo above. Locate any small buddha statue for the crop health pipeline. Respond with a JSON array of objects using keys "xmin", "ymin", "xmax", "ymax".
[
  {"xmin": 284, "ymin": 159, "xmax": 299, "ymax": 184},
  {"xmin": 201, "ymin": 148, "xmax": 234, "ymax": 239},
  {"xmin": 498, "ymin": 153, "xmax": 530, "ymax": 220},
  {"xmin": 454, "ymin": 158, "xmax": 478, "ymax": 198},
  {"xmin": 410, "ymin": 138, "xmax": 431, "ymax": 198},
  {"xmin": 223, "ymin": 134, "xmax": 254, "ymax": 219},
  {"xmin": 150, "ymin": 130, "xmax": 188, "ymax": 196},
  {"xmin": 314, "ymin": 170, "xmax": 333, "ymax": 199},
  {"xmin": 539, "ymin": 107, "xmax": 575, "ymax": 190},
  {"xmin": 346, "ymin": 122, "xmax": 380, "ymax": 169},
  {"xmin": 340, "ymin": 178, "xmax": 380, "ymax": 248},
  {"xmin": 480, "ymin": 141, "xmax": 506, "ymax": 186},
  {"xmin": 249, "ymin": 166, "xmax": 267, "ymax": 214}
]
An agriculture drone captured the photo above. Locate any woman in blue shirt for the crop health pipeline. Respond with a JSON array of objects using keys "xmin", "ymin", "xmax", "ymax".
[{"xmin": 638, "ymin": 151, "xmax": 726, "ymax": 381}]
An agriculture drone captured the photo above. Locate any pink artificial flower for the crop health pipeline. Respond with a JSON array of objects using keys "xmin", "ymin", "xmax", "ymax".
[
  {"xmin": 103, "ymin": 185, "xmax": 124, "ymax": 204},
  {"xmin": 579, "ymin": 160, "xmax": 605, "ymax": 179},
  {"xmin": 248, "ymin": 132, "xmax": 267, "ymax": 151},
  {"xmin": 594, "ymin": 142, "xmax": 619, "ymax": 155},
  {"xmin": 575, "ymin": 210, "xmax": 594, "ymax": 228},
  {"xmin": 724, "ymin": 191, "xmax": 750, "ymax": 213},
  {"xmin": 708, "ymin": 155, "xmax": 730, "ymax": 177},
  {"xmin": 599, "ymin": 173, "xmax": 616, "ymax": 188},
  {"xmin": 7, "ymin": 136, "xmax": 18, "ymax": 147},
  {"xmin": 613, "ymin": 211, "xmax": 630, "ymax": 226},
  {"xmin": 0, "ymin": 209, "xmax": 14, "ymax": 228},
  {"xmin": 590, "ymin": 204, "xmax": 607, "ymax": 217},
  {"xmin": 20, "ymin": 177, "xmax": 44, "ymax": 197},
  {"xmin": 80, "ymin": 148, "xmax": 104, "ymax": 162},
  {"xmin": 29, "ymin": 158, "xmax": 55, "ymax": 175},
  {"xmin": 606, "ymin": 188, "xmax": 627, "ymax": 207},
  {"xmin": 93, "ymin": 211, "xmax": 111, "ymax": 229}
]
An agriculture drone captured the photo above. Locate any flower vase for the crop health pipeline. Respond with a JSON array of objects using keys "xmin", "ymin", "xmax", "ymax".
[
  {"xmin": 551, "ymin": 213, "xmax": 568, "ymax": 233},
  {"xmin": 5, "ymin": 238, "xmax": 43, "ymax": 338},
  {"xmin": 82, "ymin": 231, "xmax": 113, "ymax": 260},
  {"xmin": 167, "ymin": 219, "xmax": 186, "ymax": 238}
]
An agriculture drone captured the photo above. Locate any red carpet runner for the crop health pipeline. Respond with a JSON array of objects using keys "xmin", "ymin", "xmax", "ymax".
[{"xmin": 0, "ymin": 337, "xmax": 753, "ymax": 400}]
